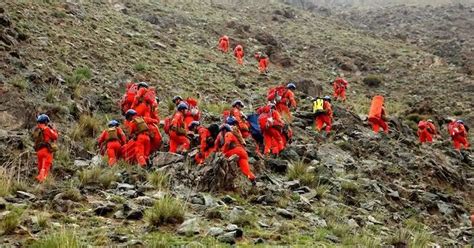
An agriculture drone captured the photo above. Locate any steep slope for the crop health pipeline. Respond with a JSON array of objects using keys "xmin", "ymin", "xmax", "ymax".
[{"xmin": 0, "ymin": 0, "xmax": 472, "ymax": 246}]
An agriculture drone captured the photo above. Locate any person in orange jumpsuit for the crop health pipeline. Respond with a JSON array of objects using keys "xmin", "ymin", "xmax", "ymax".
[
  {"xmin": 229, "ymin": 100, "xmax": 251, "ymax": 138},
  {"xmin": 169, "ymin": 102, "xmax": 191, "ymax": 153},
  {"xmin": 189, "ymin": 121, "xmax": 217, "ymax": 165},
  {"xmin": 98, "ymin": 120, "xmax": 127, "ymax": 166},
  {"xmin": 131, "ymin": 82, "xmax": 157, "ymax": 118},
  {"xmin": 233, "ymin": 45, "xmax": 244, "ymax": 65},
  {"xmin": 32, "ymin": 114, "xmax": 58, "ymax": 182},
  {"xmin": 449, "ymin": 120, "xmax": 469, "ymax": 150},
  {"xmin": 368, "ymin": 96, "xmax": 389, "ymax": 134},
  {"xmin": 314, "ymin": 96, "xmax": 333, "ymax": 136},
  {"xmin": 124, "ymin": 109, "xmax": 151, "ymax": 167},
  {"xmin": 150, "ymin": 97, "xmax": 160, "ymax": 122},
  {"xmin": 275, "ymin": 83, "xmax": 297, "ymax": 122},
  {"xmin": 144, "ymin": 117, "xmax": 161, "ymax": 153},
  {"xmin": 258, "ymin": 104, "xmax": 285, "ymax": 155},
  {"xmin": 333, "ymin": 76, "xmax": 348, "ymax": 102},
  {"xmin": 255, "ymin": 52, "xmax": 269, "ymax": 74},
  {"xmin": 219, "ymin": 124, "xmax": 256, "ymax": 184},
  {"xmin": 218, "ymin": 35, "xmax": 229, "ymax": 53},
  {"xmin": 121, "ymin": 82, "xmax": 139, "ymax": 115},
  {"xmin": 417, "ymin": 119, "xmax": 437, "ymax": 143},
  {"xmin": 183, "ymin": 97, "xmax": 201, "ymax": 131}
]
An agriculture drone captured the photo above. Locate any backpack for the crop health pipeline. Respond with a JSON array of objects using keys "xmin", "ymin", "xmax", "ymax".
[
  {"xmin": 163, "ymin": 116, "xmax": 172, "ymax": 135},
  {"xmin": 133, "ymin": 117, "xmax": 149, "ymax": 134},
  {"xmin": 32, "ymin": 127, "xmax": 45, "ymax": 151},
  {"xmin": 247, "ymin": 113, "xmax": 263, "ymax": 144},
  {"xmin": 267, "ymin": 86, "xmax": 286, "ymax": 102},
  {"xmin": 107, "ymin": 127, "xmax": 119, "ymax": 141},
  {"xmin": 313, "ymin": 99, "xmax": 325, "ymax": 115}
]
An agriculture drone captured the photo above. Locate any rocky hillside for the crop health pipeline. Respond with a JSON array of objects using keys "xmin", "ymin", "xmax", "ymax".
[
  {"xmin": 336, "ymin": 3, "xmax": 474, "ymax": 75},
  {"xmin": 0, "ymin": 0, "xmax": 473, "ymax": 246}
]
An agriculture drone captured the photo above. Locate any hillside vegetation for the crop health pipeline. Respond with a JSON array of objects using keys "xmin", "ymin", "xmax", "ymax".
[{"xmin": 0, "ymin": 0, "xmax": 472, "ymax": 246}]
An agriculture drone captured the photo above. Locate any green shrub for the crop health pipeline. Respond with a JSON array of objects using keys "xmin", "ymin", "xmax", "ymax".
[
  {"xmin": 0, "ymin": 168, "xmax": 13, "ymax": 197},
  {"xmin": 36, "ymin": 213, "xmax": 50, "ymax": 229},
  {"xmin": 30, "ymin": 230, "xmax": 82, "ymax": 248},
  {"xmin": 79, "ymin": 167, "xmax": 117, "ymax": 189},
  {"xmin": 340, "ymin": 180, "xmax": 359, "ymax": 195},
  {"xmin": 8, "ymin": 75, "xmax": 28, "ymax": 90},
  {"xmin": 287, "ymin": 161, "xmax": 316, "ymax": 187},
  {"xmin": 362, "ymin": 75, "xmax": 383, "ymax": 87},
  {"xmin": 148, "ymin": 172, "xmax": 170, "ymax": 190},
  {"xmin": 66, "ymin": 66, "xmax": 93, "ymax": 86},
  {"xmin": 0, "ymin": 207, "xmax": 24, "ymax": 234},
  {"xmin": 145, "ymin": 196, "xmax": 185, "ymax": 226},
  {"xmin": 410, "ymin": 230, "xmax": 434, "ymax": 247},
  {"xmin": 386, "ymin": 228, "xmax": 410, "ymax": 247},
  {"xmin": 134, "ymin": 63, "xmax": 149, "ymax": 72},
  {"xmin": 231, "ymin": 211, "xmax": 256, "ymax": 227},
  {"xmin": 71, "ymin": 115, "xmax": 102, "ymax": 141}
]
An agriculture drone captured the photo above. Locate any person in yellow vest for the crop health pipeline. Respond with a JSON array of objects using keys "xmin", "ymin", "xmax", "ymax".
[{"xmin": 313, "ymin": 96, "xmax": 333, "ymax": 136}]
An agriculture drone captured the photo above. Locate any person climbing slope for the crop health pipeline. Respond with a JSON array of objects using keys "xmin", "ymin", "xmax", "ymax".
[
  {"xmin": 131, "ymin": 82, "xmax": 156, "ymax": 118},
  {"xmin": 368, "ymin": 95, "xmax": 389, "ymax": 134},
  {"xmin": 449, "ymin": 119, "xmax": 469, "ymax": 150},
  {"xmin": 417, "ymin": 119, "xmax": 437, "ymax": 144},
  {"xmin": 267, "ymin": 83, "xmax": 297, "ymax": 122},
  {"xmin": 188, "ymin": 121, "xmax": 219, "ymax": 165},
  {"xmin": 333, "ymin": 76, "xmax": 348, "ymax": 102},
  {"xmin": 218, "ymin": 35, "xmax": 229, "ymax": 53},
  {"xmin": 32, "ymin": 114, "xmax": 59, "ymax": 182},
  {"xmin": 168, "ymin": 102, "xmax": 191, "ymax": 153},
  {"xmin": 258, "ymin": 104, "xmax": 285, "ymax": 156},
  {"xmin": 313, "ymin": 96, "xmax": 333, "ymax": 137},
  {"xmin": 227, "ymin": 100, "xmax": 251, "ymax": 138},
  {"xmin": 98, "ymin": 120, "xmax": 127, "ymax": 166},
  {"xmin": 233, "ymin": 44, "xmax": 244, "ymax": 65},
  {"xmin": 255, "ymin": 52, "xmax": 269, "ymax": 74},
  {"xmin": 183, "ymin": 97, "xmax": 201, "ymax": 131},
  {"xmin": 124, "ymin": 109, "xmax": 151, "ymax": 167},
  {"xmin": 218, "ymin": 124, "xmax": 256, "ymax": 184}
]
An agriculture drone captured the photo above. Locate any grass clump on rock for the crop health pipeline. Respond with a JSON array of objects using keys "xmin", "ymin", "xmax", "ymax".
[
  {"xmin": 30, "ymin": 230, "xmax": 82, "ymax": 248},
  {"xmin": 287, "ymin": 160, "xmax": 316, "ymax": 187},
  {"xmin": 362, "ymin": 74, "xmax": 383, "ymax": 87},
  {"xmin": 146, "ymin": 196, "xmax": 185, "ymax": 227}
]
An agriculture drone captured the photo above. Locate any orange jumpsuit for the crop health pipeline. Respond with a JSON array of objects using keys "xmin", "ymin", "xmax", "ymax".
[
  {"xmin": 145, "ymin": 118, "xmax": 161, "ymax": 153},
  {"xmin": 34, "ymin": 124, "xmax": 58, "ymax": 182},
  {"xmin": 184, "ymin": 98, "xmax": 201, "ymax": 131},
  {"xmin": 125, "ymin": 117, "xmax": 151, "ymax": 167},
  {"xmin": 333, "ymin": 77, "xmax": 348, "ymax": 101},
  {"xmin": 231, "ymin": 107, "xmax": 250, "ymax": 138},
  {"xmin": 218, "ymin": 36, "xmax": 229, "ymax": 53},
  {"xmin": 195, "ymin": 126, "xmax": 216, "ymax": 164},
  {"xmin": 131, "ymin": 88, "xmax": 152, "ymax": 118},
  {"xmin": 369, "ymin": 107, "xmax": 388, "ymax": 134},
  {"xmin": 258, "ymin": 57, "xmax": 269, "ymax": 73},
  {"xmin": 222, "ymin": 130, "xmax": 255, "ymax": 181},
  {"xmin": 417, "ymin": 121, "xmax": 436, "ymax": 143},
  {"xmin": 259, "ymin": 110, "xmax": 285, "ymax": 155},
  {"xmin": 169, "ymin": 111, "xmax": 190, "ymax": 153},
  {"xmin": 234, "ymin": 45, "xmax": 244, "ymax": 65},
  {"xmin": 276, "ymin": 89, "xmax": 296, "ymax": 121},
  {"xmin": 315, "ymin": 101, "xmax": 333, "ymax": 133},
  {"xmin": 450, "ymin": 123, "xmax": 469, "ymax": 150},
  {"xmin": 98, "ymin": 127, "xmax": 127, "ymax": 166},
  {"xmin": 121, "ymin": 82, "xmax": 138, "ymax": 114}
]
